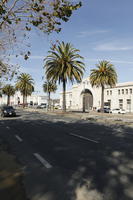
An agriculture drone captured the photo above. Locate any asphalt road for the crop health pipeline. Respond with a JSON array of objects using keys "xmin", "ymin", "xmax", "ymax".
[{"xmin": 0, "ymin": 109, "xmax": 133, "ymax": 200}]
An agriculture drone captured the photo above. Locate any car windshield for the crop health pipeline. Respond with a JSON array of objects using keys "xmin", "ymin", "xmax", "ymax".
[{"xmin": 3, "ymin": 106, "xmax": 14, "ymax": 110}]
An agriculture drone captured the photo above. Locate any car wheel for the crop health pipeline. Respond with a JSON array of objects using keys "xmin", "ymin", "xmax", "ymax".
[{"xmin": 118, "ymin": 112, "xmax": 120, "ymax": 114}]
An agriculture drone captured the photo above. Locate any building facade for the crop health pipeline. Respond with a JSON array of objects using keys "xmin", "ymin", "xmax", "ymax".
[
  {"xmin": 60, "ymin": 77, "xmax": 133, "ymax": 112},
  {"xmin": 0, "ymin": 91, "xmax": 48, "ymax": 106}
]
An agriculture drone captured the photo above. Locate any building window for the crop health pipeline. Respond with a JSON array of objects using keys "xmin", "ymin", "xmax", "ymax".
[
  {"xmin": 118, "ymin": 90, "xmax": 120, "ymax": 95},
  {"xmin": 107, "ymin": 90, "xmax": 109, "ymax": 95},
  {"xmin": 119, "ymin": 99, "xmax": 123, "ymax": 109},
  {"xmin": 130, "ymin": 88, "xmax": 132, "ymax": 94},
  {"xmin": 110, "ymin": 90, "xmax": 112, "ymax": 95},
  {"xmin": 126, "ymin": 89, "xmax": 128, "ymax": 94},
  {"xmin": 127, "ymin": 99, "xmax": 131, "ymax": 111},
  {"xmin": 122, "ymin": 89, "xmax": 124, "ymax": 94},
  {"xmin": 108, "ymin": 99, "xmax": 111, "ymax": 108}
]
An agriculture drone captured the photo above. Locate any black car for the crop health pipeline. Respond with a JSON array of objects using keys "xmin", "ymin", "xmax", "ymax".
[
  {"xmin": 0, "ymin": 106, "xmax": 16, "ymax": 117},
  {"xmin": 97, "ymin": 107, "xmax": 111, "ymax": 113}
]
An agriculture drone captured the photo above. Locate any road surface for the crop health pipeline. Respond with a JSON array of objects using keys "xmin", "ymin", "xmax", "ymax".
[{"xmin": 0, "ymin": 110, "xmax": 133, "ymax": 200}]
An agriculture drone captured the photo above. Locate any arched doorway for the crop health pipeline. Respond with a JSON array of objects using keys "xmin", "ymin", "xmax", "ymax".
[{"xmin": 81, "ymin": 89, "xmax": 93, "ymax": 112}]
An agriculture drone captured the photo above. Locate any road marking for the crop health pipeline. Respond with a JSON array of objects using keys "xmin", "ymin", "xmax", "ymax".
[
  {"xmin": 69, "ymin": 133, "xmax": 99, "ymax": 144},
  {"xmin": 6, "ymin": 126, "xmax": 10, "ymax": 129},
  {"xmin": 15, "ymin": 135, "xmax": 23, "ymax": 142},
  {"xmin": 33, "ymin": 153, "xmax": 52, "ymax": 169}
]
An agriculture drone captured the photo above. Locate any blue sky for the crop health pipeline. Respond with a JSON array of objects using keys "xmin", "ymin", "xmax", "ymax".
[{"xmin": 9, "ymin": 0, "xmax": 133, "ymax": 98}]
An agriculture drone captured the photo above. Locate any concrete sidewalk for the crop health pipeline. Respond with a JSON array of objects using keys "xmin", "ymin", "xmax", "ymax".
[{"xmin": 23, "ymin": 108, "xmax": 133, "ymax": 125}]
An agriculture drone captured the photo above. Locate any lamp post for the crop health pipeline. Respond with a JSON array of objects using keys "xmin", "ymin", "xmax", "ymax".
[{"xmin": 82, "ymin": 81, "xmax": 85, "ymax": 112}]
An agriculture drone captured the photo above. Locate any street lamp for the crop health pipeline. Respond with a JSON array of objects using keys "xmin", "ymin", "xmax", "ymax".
[{"xmin": 82, "ymin": 81, "xmax": 85, "ymax": 112}]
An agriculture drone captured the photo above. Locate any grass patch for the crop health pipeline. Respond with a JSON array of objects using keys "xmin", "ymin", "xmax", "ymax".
[{"xmin": 87, "ymin": 117, "xmax": 97, "ymax": 122}]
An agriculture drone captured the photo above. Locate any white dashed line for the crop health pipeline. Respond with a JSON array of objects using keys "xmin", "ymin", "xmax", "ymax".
[
  {"xmin": 6, "ymin": 126, "xmax": 10, "ymax": 129},
  {"xmin": 33, "ymin": 153, "xmax": 52, "ymax": 169},
  {"xmin": 69, "ymin": 133, "xmax": 99, "ymax": 144},
  {"xmin": 15, "ymin": 135, "xmax": 23, "ymax": 142}
]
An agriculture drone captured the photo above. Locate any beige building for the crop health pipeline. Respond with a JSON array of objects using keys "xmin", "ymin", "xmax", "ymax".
[{"xmin": 60, "ymin": 77, "xmax": 133, "ymax": 112}]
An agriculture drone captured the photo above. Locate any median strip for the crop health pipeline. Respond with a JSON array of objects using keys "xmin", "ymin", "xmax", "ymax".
[
  {"xmin": 15, "ymin": 135, "xmax": 23, "ymax": 142},
  {"xmin": 33, "ymin": 153, "xmax": 52, "ymax": 169},
  {"xmin": 69, "ymin": 133, "xmax": 99, "ymax": 144}
]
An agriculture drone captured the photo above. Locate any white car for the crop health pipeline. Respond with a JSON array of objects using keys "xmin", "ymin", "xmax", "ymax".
[{"xmin": 110, "ymin": 108, "xmax": 126, "ymax": 114}]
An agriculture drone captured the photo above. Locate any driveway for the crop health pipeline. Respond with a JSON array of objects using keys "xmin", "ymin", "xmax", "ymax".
[{"xmin": 0, "ymin": 109, "xmax": 133, "ymax": 200}]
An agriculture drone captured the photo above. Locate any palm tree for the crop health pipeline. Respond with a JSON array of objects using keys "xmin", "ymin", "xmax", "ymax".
[
  {"xmin": 43, "ymin": 81, "xmax": 57, "ymax": 110},
  {"xmin": 16, "ymin": 73, "xmax": 34, "ymax": 108},
  {"xmin": 2, "ymin": 84, "xmax": 15, "ymax": 105},
  {"xmin": 44, "ymin": 41, "xmax": 85, "ymax": 112},
  {"xmin": 90, "ymin": 60, "xmax": 117, "ymax": 112}
]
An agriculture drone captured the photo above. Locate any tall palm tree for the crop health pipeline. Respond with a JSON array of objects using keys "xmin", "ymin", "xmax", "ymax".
[
  {"xmin": 43, "ymin": 81, "xmax": 57, "ymax": 109},
  {"xmin": 90, "ymin": 60, "xmax": 117, "ymax": 112},
  {"xmin": 44, "ymin": 41, "xmax": 85, "ymax": 112},
  {"xmin": 2, "ymin": 84, "xmax": 15, "ymax": 105},
  {"xmin": 16, "ymin": 73, "xmax": 34, "ymax": 108}
]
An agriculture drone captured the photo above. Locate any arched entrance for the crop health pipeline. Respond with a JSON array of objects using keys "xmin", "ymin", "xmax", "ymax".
[{"xmin": 81, "ymin": 89, "xmax": 93, "ymax": 112}]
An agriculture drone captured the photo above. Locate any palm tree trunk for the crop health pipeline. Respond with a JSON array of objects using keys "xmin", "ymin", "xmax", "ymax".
[
  {"xmin": 62, "ymin": 80, "xmax": 66, "ymax": 112},
  {"xmin": 25, "ymin": 95, "xmax": 27, "ymax": 107},
  {"xmin": 23, "ymin": 95, "xmax": 25, "ymax": 108},
  {"xmin": 48, "ymin": 92, "xmax": 50, "ymax": 110},
  {"xmin": 83, "ymin": 93, "xmax": 85, "ymax": 112},
  {"xmin": 101, "ymin": 85, "xmax": 104, "ymax": 112},
  {"xmin": 7, "ymin": 95, "xmax": 10, "ymax": 105}
]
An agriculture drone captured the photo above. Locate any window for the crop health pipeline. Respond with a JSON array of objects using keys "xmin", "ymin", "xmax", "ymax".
[
  {"xmin": 107, "ymin": 90, "xmax": 109, "ymax": 95},
  {"xmin": 118, "ymin": 90, "xmax": 120, "ymax": 95},
  {"xmin": 110, "ymin": 90, "xmax": 112, "ymax": 95},
  {"xmin": 108, "ymin": 99, "xmax": 111, "ymax": 108},
  {"xmin": 122, "ymin": 89, "xmax": 124, "ymax": 94},
  {"xmin": 127, "ymin": 99, "xmax": 131, "ymax": 104},
  {"xmin": 126, "ymin": 89, "xmax": 128, "ymax": 94},
  {"xmin": 130, "ymin": 88, "xmax": 132, "ymax": 94},
  {"xmin": 127, "ymin": 99, "xmax": 131, "ymax": 111},
  {"xmin": 119, "ymin": 99, "xmax": 123, "ymax": 109}
]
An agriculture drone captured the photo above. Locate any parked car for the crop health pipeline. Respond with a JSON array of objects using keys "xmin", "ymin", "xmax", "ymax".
[
  {"xmin": 54, "ymin": 105, "xmax": 61, "ymax": 110},
  {"xmin": 97, "ymin": 107, "xmax": 111, "ymax": 113},
  {"xmin": 0, "ymin": 106, "xmax": 16, "ymax": 117},
  {"xmin": 37, "ymin": 104, "xmax": 47, "ymax": 109},
  {"xmin": 110, "ymin": 108, "xmax": 126, "ymax": 114}
]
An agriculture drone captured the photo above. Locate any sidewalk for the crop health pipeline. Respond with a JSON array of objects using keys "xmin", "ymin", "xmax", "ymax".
[{"xmin": 24, "ymin": 108, "xmax": 133, "ymax": 125}]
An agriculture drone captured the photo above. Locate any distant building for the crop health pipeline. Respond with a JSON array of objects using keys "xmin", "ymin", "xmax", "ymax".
[
  {"xmin": 60, "ymin": 77, "xmax": 133, "ymax": 112},
  {"xmin": 0, "ymin": 91, "xmax": 48, "ymax": 106},
  {"xmin": 52, "ymin": 98, "xmax": 60, "ymax": 105}
]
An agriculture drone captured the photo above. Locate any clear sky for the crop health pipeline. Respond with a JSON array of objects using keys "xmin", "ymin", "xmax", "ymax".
[{"xmin": 9, "ymin": 0, "xmax": 133, "ymax": 98}]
